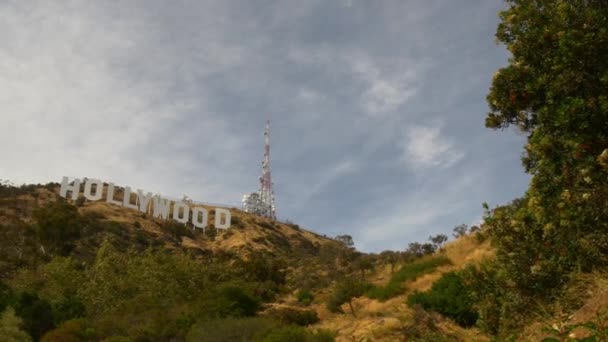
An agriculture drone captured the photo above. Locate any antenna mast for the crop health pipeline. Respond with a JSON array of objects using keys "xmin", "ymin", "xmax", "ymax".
[
  {"xmin": 242, "ymin": 120, "xmax": 277, "ymax": 219},
  {"xmin": 259, "ymin": 120, "xmax": 276, "ymax": 219}
]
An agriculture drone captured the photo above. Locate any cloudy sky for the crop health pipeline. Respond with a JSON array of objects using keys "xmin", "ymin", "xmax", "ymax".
[{"xmin": 0, "ymin": 0, "xmax": 530, "ymax": 252}]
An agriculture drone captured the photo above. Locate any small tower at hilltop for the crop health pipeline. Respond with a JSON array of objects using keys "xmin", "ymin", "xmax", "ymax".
[{"xmin": 243, "ymin": 120, "xmax": 277, "ymax": 219}]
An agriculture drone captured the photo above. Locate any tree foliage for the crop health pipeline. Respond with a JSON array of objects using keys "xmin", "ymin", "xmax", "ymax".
[
  {"xmin": 334, "ymin": 235, "xmax": 354, "ymax": 248},
  {"xmin": 452, "ymin": 224, "xmax": 468, "ymax": 238},
  {"xmin": 326, "ymin": 278, "xmax": 372, "ymax": 317},
  {"xmin": 476, "ymin": 0, "xmax": 608, "ymax": 336},
  {"xmin": 13, "ymin": 292, "xmax": 55, "ymax": 341},
  {"xmin": 407, "ymin": 271, "xmax": 478, "ymax": 327},
  {"xmin": 0, "ymin": 307, "xmax": 32, "ymax": 342},
  {"xmin": 429, "ymin": 234, "xmax": 448, "ymax": 250},
  {"xmin": 33, "ymin": 201, "xmax": 83, "ymax": 256},
  {"xmin": 40, "ymin": 319, "xmax": 89, "ymax": 342}
]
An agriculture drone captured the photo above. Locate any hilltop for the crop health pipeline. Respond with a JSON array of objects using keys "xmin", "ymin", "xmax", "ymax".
[{"xmin": 0, "ymin": 182, "xmax": 335, "ymax": 260}]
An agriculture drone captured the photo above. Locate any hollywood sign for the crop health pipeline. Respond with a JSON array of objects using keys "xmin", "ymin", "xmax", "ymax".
[{"xmin": 59, "ymin": 177, "xmax": 231, "ymax": 230}]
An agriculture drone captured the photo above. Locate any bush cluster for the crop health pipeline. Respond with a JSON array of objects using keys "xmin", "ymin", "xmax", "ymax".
[
  {"xmin": 407, "ymin": 271, "xmax": 478, "ymax": 327},
  {"xmin": 367, "ymin": 255, "xmax": 451, "ymax": 301},
  {"xmin": 266, "ymin": 307, "xmax": 319, "ymax": 326},
  {"xmin": 296, "ymin": 290, "xmax": 314, "ymax": 306}
]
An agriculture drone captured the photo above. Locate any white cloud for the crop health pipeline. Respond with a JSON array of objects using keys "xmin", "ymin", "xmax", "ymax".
[
  {"xmin": 0, "ymin": 0, "xmax": 530, "ymax": 253},
  {"xmin": 353, "ymin": 170, "xmax": 480, "ymax": 252},
  {"xmin": 281, "ymin": 159, "xmax": 358, "ymax": 211},
  {"xmin": 0, "ymin": 1, "xmax": 248, "ymax": 204},
  {"xmin": 286, "ymin": 46, "xmax": 425, "ymax": 115},
  {"xmin": 351, "ymin": 57, "xmax": 421, "ymax": 115},
  {"xmin": 401, "ymin": 123, "xmax": 464, "ymax": 169},
  {"xmin": 298, "ymin": 88, "xmax": 324, "ymax": 103}
]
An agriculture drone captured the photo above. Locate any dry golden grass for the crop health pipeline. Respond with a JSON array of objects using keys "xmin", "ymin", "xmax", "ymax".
[
  {"xmin": 408, "ymin": 234, "xmax": 493, "ymax": 293},
  {"xmin": 83, "ymin": 196, "xmax": 334, "ymax": 256},
  {"xmin": 443, "ymin": 233, "xmax": 494, "ymax": 267},
  {"xmin": 311, "ymin": 233, "xmax": 495, "ymax": 341},
  {"xmin": 1, "ymin": 185, "xmax": 336, "ymax": 260},
  {"xmin": 5, "ymin": 185, "xmax": 498, "ymax": 340},
  {"xmin": 519, "ymin": 274, "xmax": 608, "ymax": 341}
]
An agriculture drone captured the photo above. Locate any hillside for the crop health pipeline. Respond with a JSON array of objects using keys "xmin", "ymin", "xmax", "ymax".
[
  {"xmin": 4, "ymin": 2, "xmax": 608, "ymax": 341},
  {"xmin": 0, "ymin": 183, "xmax": 335, "ymax": 260},
  {"xmin": 2, "ymin": 182, "xmax": 608, "ymax": 341},
  {"xmin": 305, "ymin": 234, "xmax": 494, "ymax": 341}
]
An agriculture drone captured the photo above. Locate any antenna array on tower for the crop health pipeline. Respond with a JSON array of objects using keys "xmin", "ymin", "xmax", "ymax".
[{"xmin": 242, "ymin": 120, "xmax": 277, "ymax": 219}]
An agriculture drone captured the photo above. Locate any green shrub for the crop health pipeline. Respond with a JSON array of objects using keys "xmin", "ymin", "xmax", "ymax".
[
  {"xmin": 185, "ymin": 317, "xmax": 278, "ymax": 342},
  {"xmin": 260, "ymin": 325, "xmax": 335, "ymax": 342},
  {"xmin": 0, "ymin": 307, "xmax": 32, "ymax": 342},
  {"xmin": 326, "ymin": 278, "xmax": 373, "ymax": 316},
  {"xmin": 310, "ymin": 329, "xmax": 336, "ymax": 342},
  {"xmin": 542, "ymin": 309, "xmax": 608, "ymax": 342},
  {"xmin": 33, "ymin": 201, "xmax": 83, "ymax": 256},
  {"xmin": 40, "ymin": 319, "xmax": 90, "ymax": 342},
  {"xmin": 207, "ymin": 283, "xmax": 261, "ymax": 317},
  {"xmin": 366, "ymin": 281, "xmax": 402, "ymax": 302},
  {"xmin": 261, "ymin": 325, "xmax": 308, "ymax": 342},
  {"xmin": 221, "ymin": 229, "xmax": 235, "ymax": 239},
  {"xmin": 13, "ymin": 292, "xmax": 55, "ymax": 341},
  {"xmin": 296, "ymin": 290, "xmax": 314, "ymax": 306},
  {"xmin": 101, "ymin": 336, "xmax": 134, "ymax": 342},
  {"xmin": 286, "ymin": 222, "xmax": 301, "ymax": 231},
  {"xmin": 103, "ymin": 221, "xmax": 127, "ymax": 237},
  {"xmin": 159, "ymin": 221, "xmax": 194, "ymax": 242},
  {"xmin": 229, "ymin": 216, "xmax": 243, "ymax": 229},
  {"xmin": 52, "ymin": 296, "xmax": 85, "ymax": 326},
  {"xmin": 75, "ymin": 196, "xmax": 86, "ymax": 207},
  {"xmin": 0, "ymin": 282, "xmax": 13, "ymax": 313},
  {"xmin": 258, "ymin": 221, "xmax": 277, "ymax": 231},
  {"xmin": 267, "ymin": 307, "xmax": 319, "ymax": 326},
  {"xmin": 367, "ymin": 255, "xmax": 451, "ymax": 301},
  {"xmin": 204, "ymin": 226, "xmax": 217, "ymax": 240},
  {"xmin": 238, "ymin": 253, "xmax": 287, "ymax": 287},
  {"xmin": 401, "ymin": 305, "xmax": 456, "ymax": 342},
  {"xmin": 390, "ymin": 255, "xmax": 451, "ymax": 284},
  {"xmin": 407, "ymin": 271, "xmax": 478, "ymax": 327}
]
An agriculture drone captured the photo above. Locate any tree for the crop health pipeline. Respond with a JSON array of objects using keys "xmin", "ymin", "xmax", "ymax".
[
  {"xmin": 486, "ymin": 1, "xmax": 608, "ymax": 136},
  {"xmin": 353, "ymin": 255, "xmax": 375, "ymax": 280},
  {"xmin": 429, "ymin": 234, "xmax": 448, "ymax": 250},
  {"xmin": 13, "ymin": 293, "xmax": 55, "ymax": 341},
  {"xmin": 485, "ymin": 0, "xmax": 608, "ymax": 282},
  {"xmin": 421, "ymin": 243, "xmax": 436, "ymax": 255},
  {"xmin": 0, "ymin": 282, "xmax": 13, "ymax": 313},
  {"xmin": 380, "ymin": 250, "xmax": 399, "ymax": 274},
  {"xmin": 406, "ymin": 242, "xmax": 424, "ymax": 257},
  {"xmin": 477, "ymin": 2, "xmax": 608, "ymax": 334},
  {"xmin": 0, "ymin": 307, "xmax": 32, "ymax": 342},
  {"xmin": 32, "ymin": 201, "xmax": 82, "ymax": 256},
  {"xmin": 452, "ymin": 224, "xmax": 468, "ymax": 238},
  {"xmin": 40, "ymin": 319, "xmax": 88, "ymax": 342},
  {"xmin": 326, "ymin": 278, "xmax": 372, "ymax": 317},
  {"xmin": 334, "ymin": 235, "xmax": 354, "ymax": 248}
]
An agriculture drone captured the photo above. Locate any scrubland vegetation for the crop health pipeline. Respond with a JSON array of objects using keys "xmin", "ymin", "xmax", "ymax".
[{"xmin": 2, "ymin": 1, "xmax": 608, "ymax": 341}]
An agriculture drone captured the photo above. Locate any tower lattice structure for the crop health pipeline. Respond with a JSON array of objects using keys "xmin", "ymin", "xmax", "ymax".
[
  {"xmin": 259, "ymin": 120, "xmax": 276, "ymax": 219},
  {"xmin": 242, "ymin": 120, "xmax": 276, "ymax": 219}
]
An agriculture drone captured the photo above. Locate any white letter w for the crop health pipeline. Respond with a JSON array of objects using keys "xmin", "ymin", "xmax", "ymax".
[{"xmin": 152, "ymin": 196, "xmax": 171, "ymax": 219}]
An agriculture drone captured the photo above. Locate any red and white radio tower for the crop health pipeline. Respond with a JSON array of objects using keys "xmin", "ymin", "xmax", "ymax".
[
  {"xmin": 259, "ymin": 120, "xmax": 276, "ymax": 219},
  {"xmin": 242, "ymin": 120, "xmax": 277, "ymax": 219}
]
